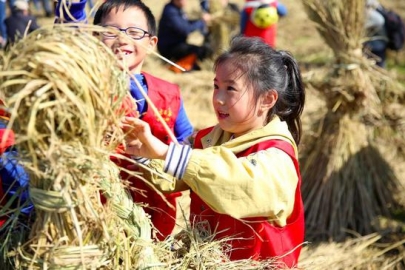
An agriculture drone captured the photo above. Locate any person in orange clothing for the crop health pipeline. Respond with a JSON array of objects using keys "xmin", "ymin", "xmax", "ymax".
[{"xmin": 240, "ymin": 0, "xmax": 287, "ymax": 48}]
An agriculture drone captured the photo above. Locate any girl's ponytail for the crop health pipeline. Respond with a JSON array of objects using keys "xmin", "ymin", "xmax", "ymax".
[{"xmin": 278, "ymin": 51, "xmax": 305, "ymax": 145}]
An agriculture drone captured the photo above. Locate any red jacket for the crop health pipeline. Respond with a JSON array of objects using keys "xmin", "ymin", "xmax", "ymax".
[
  {"xmin": 243, "ymin": 0, "xmax": 278, "ymax": 48},
  {"xmin": 115, "ymin": 73, "xmax": 183, "ymax": 240},
  {"xmin": 190, "ymin": 127, "xmax": 304, "ymax": 267}
]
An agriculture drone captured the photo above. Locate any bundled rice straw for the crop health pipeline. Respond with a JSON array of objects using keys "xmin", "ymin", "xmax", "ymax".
[
  {"xmin": 300, "ymin": 0, "xmax": 405, "ymax": 242},
  {"xmin": 206, "ymin": 0, "xmax": 240, "ymax": 57},
  {"xmin": 0, "ymin": 25, "xmax": 162, "ymax": 269}
]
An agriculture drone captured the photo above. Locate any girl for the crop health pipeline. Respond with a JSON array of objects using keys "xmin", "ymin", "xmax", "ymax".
[{"xmin": 122, "ymin": 36, "xmax": 305, "ymax": 267}]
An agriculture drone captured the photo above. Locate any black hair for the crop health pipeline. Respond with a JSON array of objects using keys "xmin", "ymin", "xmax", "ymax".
[
  {"xmin": 93, "ymin": 0, "xmax": 157, "ymax": 36},
  {"xmin": 214, "ymin": 36, "xmax": 305, "ymax": 145}
]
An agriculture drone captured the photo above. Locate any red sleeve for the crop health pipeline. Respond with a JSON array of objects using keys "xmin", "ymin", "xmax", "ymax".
[{"xmin": 0, "ymin": 129, "xmax": 15, "ymax": 154}]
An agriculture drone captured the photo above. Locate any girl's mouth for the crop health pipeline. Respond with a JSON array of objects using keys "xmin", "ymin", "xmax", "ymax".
[{"xmin": 217, "ymin": 111, "xmax": 229, "ymax": 119}]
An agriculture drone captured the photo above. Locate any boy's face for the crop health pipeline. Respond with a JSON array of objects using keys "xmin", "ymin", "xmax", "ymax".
[{"xmin": 100, "ymin": 6, "xmax": 157, "ymax": 74}]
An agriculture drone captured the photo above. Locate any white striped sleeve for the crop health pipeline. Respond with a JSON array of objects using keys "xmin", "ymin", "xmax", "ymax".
[
  {"xmin": 163, "ymin": 142, "xmax": 192, "ymax": 179},
  {"xmin": 131, "ymin": 156, "xmax": 150, "ymax": 165}
]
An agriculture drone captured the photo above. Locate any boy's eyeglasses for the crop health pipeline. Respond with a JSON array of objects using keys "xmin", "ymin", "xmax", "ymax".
[{"xmin": 102, "ymin": 26, "xmax": 151, "ymax": 40}]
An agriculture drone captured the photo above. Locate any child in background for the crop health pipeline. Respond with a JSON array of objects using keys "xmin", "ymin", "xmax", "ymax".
[
  {"xmin": 5, "ymin": 0, "xmax": 40, "ymax": 46},
  {"xmin": 157, "ymin": 0, "xmax": 212, "ymax": 72},
  {"xmin": 122, "ymin": 36, "xmax": 305, "ymax": 267},
  {"xmin": 0, "ymin": 100, "xmax": 32, "ymax": 229},
  {"xmin": 241, "ymin": 0, "xmax": 287, "ymax": 48},
  {"xmin": 364, "ymin": 0, "xmax": 388, "ymax": 67},
  {"xmin": 55, "ymin": 0, "xmax": 194, "ymax": 240}
]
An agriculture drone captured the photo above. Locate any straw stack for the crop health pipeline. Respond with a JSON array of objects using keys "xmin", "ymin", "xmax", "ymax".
[
  {"xmin": 300, "ymin": 0, "xmax": 405, "ymax": 242},
  {"xmin": 0, "ymin": 25, "xmax": 161, "ymax": 269}
]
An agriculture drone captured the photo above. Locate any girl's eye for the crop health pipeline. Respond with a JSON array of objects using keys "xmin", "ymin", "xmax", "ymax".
[
  {"xmin": 213, "ymin": 84, "xmax": 219, "ymax": 90},
  {"xmin": 227, "ymin": 86, "xmax": 236, "ymax": 91}
]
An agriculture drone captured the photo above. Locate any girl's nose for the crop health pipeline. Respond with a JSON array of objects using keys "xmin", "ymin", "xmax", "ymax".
[
  {"xmin": 216, "ymin": 99, "xmax": 225, "ymax": 105},
  {"xmin": 214, "ymin": 92, "xmax": 225, "ymax": 105}
]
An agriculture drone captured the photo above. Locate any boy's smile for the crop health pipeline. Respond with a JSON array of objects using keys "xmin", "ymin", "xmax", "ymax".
[
  {"xmin": 114, "ymin": 47, "xmax": 134, "ymax": 61},
  {"xmin": 114, "ymin": 48, "xmax": 133, "ymax": 56}
]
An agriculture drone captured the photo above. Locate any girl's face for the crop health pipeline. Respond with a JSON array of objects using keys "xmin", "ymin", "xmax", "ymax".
[
  {"xmin": 101, "ymin": 6, "xmax": 157, "ymax": 74},
  {"xmin": 213, "ymin": 63, "xmax": 269, "ymax": 138}
]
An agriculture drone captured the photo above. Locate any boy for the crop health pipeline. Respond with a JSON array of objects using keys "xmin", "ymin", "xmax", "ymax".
[{"xmin": 55, "ymin": 0, "xmax": 194, "ymax": 240}]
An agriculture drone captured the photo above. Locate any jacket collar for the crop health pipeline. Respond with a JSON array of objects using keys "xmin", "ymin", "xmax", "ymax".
[{"xmin": 200, "ymin": 116, "xmax": 298, "ymax": 156}]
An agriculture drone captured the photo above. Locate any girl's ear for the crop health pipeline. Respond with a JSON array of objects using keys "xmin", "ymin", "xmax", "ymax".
[{"xmin": 260, "ymin": 90, "xmax": 278, "ymax": 112}]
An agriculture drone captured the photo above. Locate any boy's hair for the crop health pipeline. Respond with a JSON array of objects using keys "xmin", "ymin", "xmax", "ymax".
[
  {"xmin": 214, "ymin": 36, "xmax": 305, "ymax": 145},
  {"xmin": 93, "ymin": 0, "xmax": 157, "ymax": 36}
]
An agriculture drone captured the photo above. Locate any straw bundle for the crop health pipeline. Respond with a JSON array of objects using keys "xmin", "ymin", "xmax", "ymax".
[
  {"xmin": 0, "ymin": 25, "xmax": 161, "ymax": 269},
  {"xmin": 300, "ymin": 0, "xmax": 405, "ymax": 241},
  {"xmin": 206, "ymin": 0, "xmax": 240, "ymax": 57}
]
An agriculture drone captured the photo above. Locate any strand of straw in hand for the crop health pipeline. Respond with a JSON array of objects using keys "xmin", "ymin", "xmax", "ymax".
[{"xmin": 127, "ymin": 72, "xmax": 179, "ymax": 146}]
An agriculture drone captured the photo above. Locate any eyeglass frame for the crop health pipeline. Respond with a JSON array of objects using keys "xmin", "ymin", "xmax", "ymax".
[{"xmin": 101, "ymin": 25, "xmax": 152, "ymax": 40}]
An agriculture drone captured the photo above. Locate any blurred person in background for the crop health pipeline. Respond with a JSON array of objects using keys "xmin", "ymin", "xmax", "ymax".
[
  {"xmin": 5, "ymin": 0, "xmax": 40, "ymax": 46},
  {"xmin": 364, "ymin": 0, "xmax": 388, "ymax": 68},
  {"xmin": 240, "ymin": 0, "xmax": 287, "ymax": 48},
  {"xmin": 0, "ymin": 0, "xmax": 7, "ymax": 48},
  {"xmin": 157, "ymin": 0, "xmax": 212, "ymax": 72}
]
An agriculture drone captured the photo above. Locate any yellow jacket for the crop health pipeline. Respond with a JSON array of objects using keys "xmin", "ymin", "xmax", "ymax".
[{"xmin": 141, "ymin": 116, "xmax": 299, "ymax": 227}]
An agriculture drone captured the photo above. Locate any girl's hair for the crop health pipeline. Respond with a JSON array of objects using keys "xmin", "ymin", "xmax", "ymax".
[
  {"xmin": 214, "ymin": 36, "xmax": 305, "ymax": 145},
  {"xmin": 93, "ymin": 0, "xmax": 157, "ymax": 36}
]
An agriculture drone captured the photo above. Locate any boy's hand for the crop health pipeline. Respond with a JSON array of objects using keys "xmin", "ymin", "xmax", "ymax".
[{"xmin": 121, "ymin": 117, "xmax": 169, "ymax": 160}]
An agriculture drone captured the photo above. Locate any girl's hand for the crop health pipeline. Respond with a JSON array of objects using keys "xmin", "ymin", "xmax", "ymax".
[{"xmin": 121, "ymin": 117, "xmax": 169, "ymax": 159}]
